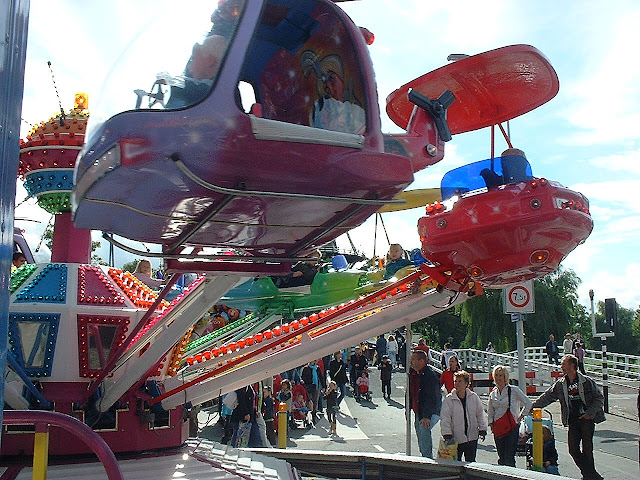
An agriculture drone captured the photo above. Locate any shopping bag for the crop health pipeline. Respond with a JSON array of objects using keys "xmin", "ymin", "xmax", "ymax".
[
  {"xmin": 223, "ymin": 390, "xmax": 238, "ymax": 410},
  {"xmin": 234, "ymin": 421, "xmax": 252, "ymax": 447},
  {"xmin": 437, "ymin": 438, "xmax": 458, "ymax": 460},
  {"xmin": 493, "ymin": 409, "xmax": 517, "ymax": 438}
]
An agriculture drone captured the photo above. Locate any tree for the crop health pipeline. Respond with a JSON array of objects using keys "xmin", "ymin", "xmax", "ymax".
[
  {"xmin": 42, "ymin": 222, "xmax": 107, "ymax": 265},
  {"xmin": 122, "ymin": 259, "xmax": 140, "ymax": 273},
  {"xmin": 460, "ymin": 289, "xmax": 514, "ymax": 351},
  {"xmin": 413, "ymin": 307, "xmax": 466, "ymax": 350},
  {"xmin": 453, "ymin": 267, "xmax": 589, "ymax": 352},
  {"xmin": 593, "ymin": 301, "xmax": 639, "ymax": 354}
]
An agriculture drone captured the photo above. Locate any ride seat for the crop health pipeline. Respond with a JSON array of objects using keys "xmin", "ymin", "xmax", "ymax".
[{"xmin": 501, "ymin": 154, "xmax": 532, "ymax": 183}]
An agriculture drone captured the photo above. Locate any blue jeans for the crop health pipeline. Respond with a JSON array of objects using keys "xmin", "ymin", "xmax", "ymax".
[
  {"xmin": 544, "ymin": 464, "xmax": 560, "ymax": 475},
  {"xmin": 495, "ymin": 425, "xmax": 519, "ymax": 466},
  {"xmin": 415, "ymin": 414, "xmax": 439, "ymax": 458}
]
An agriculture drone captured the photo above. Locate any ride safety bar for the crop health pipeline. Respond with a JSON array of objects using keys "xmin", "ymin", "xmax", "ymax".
[{"xmin": 2, "ymin": 410, "xmax": 124, "ymax": 480}]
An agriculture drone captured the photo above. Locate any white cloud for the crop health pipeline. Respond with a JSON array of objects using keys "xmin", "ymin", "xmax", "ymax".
[
  {"xmin": 17, "ymin": 0, "xmax": 640, "ymax": 318},
  {"xmin": 560, "ymin": 8, "xmax": 640, "ymax": 145}
]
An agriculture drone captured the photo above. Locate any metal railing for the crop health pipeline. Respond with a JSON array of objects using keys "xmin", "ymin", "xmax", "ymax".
[
  {"xmin": 507, "ymin": 346, "xmax": 640, "ymax": 381},
  {"xmin": 2, "ymin": 410, "xmax": 124, "ymax": 480},
  {"xmin": 430, "ymin": 346, "xmax": 640, "ymax": 391}
]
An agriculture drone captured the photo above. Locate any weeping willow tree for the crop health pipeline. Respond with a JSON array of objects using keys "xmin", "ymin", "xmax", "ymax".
[
  {"xmin": 460, "ymin": 289, "xmax": 513, "ymax": 351},
  {"xmin": 458, "ymin": 267, "xmax": 588, "ymax": 352}
]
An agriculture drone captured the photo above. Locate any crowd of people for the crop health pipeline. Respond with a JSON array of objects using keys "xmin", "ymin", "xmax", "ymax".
[
  {"xmin": 410, "ymin": 348, "xmax": 604, "ymax": 478},
  {"xmin": 216, "ymin": 331, "xmax": 410, "ymax": 448},
  {"xmin": 213, "ymin": 334, "xmax": 605, "ymax": 479},
  {"xmin": 546, "ymin": 332, "xmax": 587, "ymax": 373}
]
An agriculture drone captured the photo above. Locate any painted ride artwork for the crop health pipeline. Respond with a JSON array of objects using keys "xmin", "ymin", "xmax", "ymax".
[{"xmin": 1, "ymin": 0, "xmax": 594, "ymax": 478}]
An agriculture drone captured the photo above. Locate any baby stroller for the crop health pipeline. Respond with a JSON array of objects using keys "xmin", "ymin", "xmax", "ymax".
[
  {"xmin": 356, "ymin": 383, "xmax": 372, "ymax": 402},
  {"xmin": 517, "ymin": 409, "xmax": 555, "ymax": 470},
  {"xmin": 355, "ymin": 371, "xmax": 372, "ymax": 402},
  {"xmin": 291, "ymin": 384, "xmax": 313, "ymax": 429}
]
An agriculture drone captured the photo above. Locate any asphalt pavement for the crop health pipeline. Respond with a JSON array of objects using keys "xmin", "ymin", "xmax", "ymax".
[{"xmin": 198, "ymin": 369, "xmax": 639, "ymax": 479}]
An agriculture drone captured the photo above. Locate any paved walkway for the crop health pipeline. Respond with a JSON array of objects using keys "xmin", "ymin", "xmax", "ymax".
[{"xmin": 198, "ymin": 373, "xmax": 639, "ymax": 479}]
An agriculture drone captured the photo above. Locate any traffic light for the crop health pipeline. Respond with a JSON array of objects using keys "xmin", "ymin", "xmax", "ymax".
[{"xmin": 604, "ymin": 298, "xmax": 617, "ymax": 332}]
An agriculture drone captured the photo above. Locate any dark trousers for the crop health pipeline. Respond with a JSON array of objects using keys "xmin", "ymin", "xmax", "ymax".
[
  {"xmin": 457, "ymin": 440, "xmax": 478, "ymax": 462},
  {"xmin": 336, "ymin": 382, "xmax": 346, "ymax": 405},
  {"xmin": 568, "ymin": 417, "xmax": 602, "ymax": 480},
  {"xmin": 495, "ymin": 426, "xmax": 519, "ymax": 466},
  {"xmin": 382, "ymin": 379, "xmax": 391, "ymax": 397},
  {"xmin": 327, "ymin": 406, "xmax": 337, "ymax": 424},
  {"xmin": 265, "ymin": 419, "xmax": 276, "ymax": 445}
]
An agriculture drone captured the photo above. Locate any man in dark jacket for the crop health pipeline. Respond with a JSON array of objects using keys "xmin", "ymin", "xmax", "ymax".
[
  {"xmin": 301, "ymin": 360, "xmax": 325, "ymax": 419},
  {"xmin": 230, "ymin": 384, "xmax": 262, "ymax": 447},
  {"xmin": 408, "ymin": 349, "xmax": 441, "ymax": 458},
  {"xmin": 545, "ymin": 334, "xmax": 560, "ymax": 364},
  {"xmin": 350, "ymin": 347, "xmax": 367, "ymax": 390},
  {"xmin": 533, "ymin": 355, "xmax": 604, "ymax": 480},
  {"xmin": 329, "ymin": 351, "xmax": 348, "ymax": 405}
]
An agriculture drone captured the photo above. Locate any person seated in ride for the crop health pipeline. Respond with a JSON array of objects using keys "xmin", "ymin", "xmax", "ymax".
[
  {"xmin": 383, "ymin": 244, "xmax": 413, "ymax": 280},
  {"xmin": 186, "ymin": 34, "xmax": 228, "ymax": 81},
  {"xmin": 184, "ymin": 2, "xmax": 242, "ymax": 82},
  {"xmin": 133, "ymin": 259, "xmax": 163, "ymax": 289},
  {"xmin": 272, "ymin": 250, "xmax": 322, "ymax": 288},
  {"xmin": 480, "ymin": 167, "xmax": 503, "ymax": 189},
  {"xmin": 11, "ymin": 252, "xmax": 26, "ymax": 274},
  {"xmin": 308, "ymin": 53, "xmax": 366, "ymax": 135},
  {"xmin": 480, "ymin": 147, "xmax": 530, "ymax": 188},
  {"xmin": 500, "ymin": 147, "xmax": 531, "ymax": 183}
]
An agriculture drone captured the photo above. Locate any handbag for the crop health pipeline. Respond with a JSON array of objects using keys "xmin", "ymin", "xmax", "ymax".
[
  {"xmin": 437, "ymin": 438, "xmax": 458, "ymax": 460},
  {"xmin": 492, "ymin": 385, "xmax": 517, "ymax": 438},
  {"xmin": 234, "ymin": 421, "xmax": 252, "ymax": 447}
]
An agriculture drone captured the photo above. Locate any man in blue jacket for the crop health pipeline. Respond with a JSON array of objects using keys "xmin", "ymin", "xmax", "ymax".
[{"xmin": 408, "ymin": 349, "xmax": 441, "ymax": 457}]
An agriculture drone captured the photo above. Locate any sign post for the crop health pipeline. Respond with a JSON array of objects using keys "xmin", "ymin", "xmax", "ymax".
[
  {"xmin": 590, "ymin": 290, "xmax": 615, "ymax": 413},
  {"xmin": 504, "ymin": 281, "xmax": 535, "ymax": 393}
]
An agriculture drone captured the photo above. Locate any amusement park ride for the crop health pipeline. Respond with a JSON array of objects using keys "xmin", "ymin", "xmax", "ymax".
[{"xmin": 3, "ymin": 0, "xmax": 593, "ymax": 476}]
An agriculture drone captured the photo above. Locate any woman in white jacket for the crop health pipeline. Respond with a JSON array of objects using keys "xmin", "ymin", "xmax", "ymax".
[
  {"xmin": 386, "ymin": 335, "xmax": 398, "ymax": 366},
  {"xmin": 440, "ymin": 371, "xmax": 488, "ymax": 461}
]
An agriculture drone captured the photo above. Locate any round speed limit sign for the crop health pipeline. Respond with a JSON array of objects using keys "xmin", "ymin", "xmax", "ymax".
[{"xmin": 503, "ymin": 280, "xmax": 534, "ymax": 313}]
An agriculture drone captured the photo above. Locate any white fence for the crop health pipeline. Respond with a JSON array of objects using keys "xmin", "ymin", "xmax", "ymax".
[
  {"xmin": 430, "ymin": 347, "xmax": 640, "ymax": 393},
  {"xmin": 509, "ymin": 346, "xmax": 640, "ymax": 381}
]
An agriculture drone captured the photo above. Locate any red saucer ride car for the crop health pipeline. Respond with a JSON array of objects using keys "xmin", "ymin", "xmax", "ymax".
[
  {"xmin": 418, "ymin": 155, "xmax": 593, "ymax": 292},
  {"xmin": 385, "ymin": 42, "xmax": 593, "ymax": 292}
]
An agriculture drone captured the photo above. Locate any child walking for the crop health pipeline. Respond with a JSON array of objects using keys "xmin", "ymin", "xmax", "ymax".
[
  {"xmin": 378, "ymin": 355, "xmax": 393, "ymax": 399},
  {"xmin": 324, "ymin": 381, "xmax": 339, "ymax": 435}
]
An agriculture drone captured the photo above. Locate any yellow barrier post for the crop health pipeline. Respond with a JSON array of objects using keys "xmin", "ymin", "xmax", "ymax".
[
  {"xmin": 531, "ymin": 408, "xmax": 543, "ymax": 471},
  {"xmin": 277, "ymin": 401, "xmax": 288, "ymax": 449},
  {"xmin": 33, "ymin": 422, "xmax": 50, "ymax": 480}
]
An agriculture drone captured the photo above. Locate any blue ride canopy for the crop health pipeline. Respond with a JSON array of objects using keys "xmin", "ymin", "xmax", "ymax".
[{"xmin": 440, "ymin": 154, "xmax": 533, "ymax": 201}]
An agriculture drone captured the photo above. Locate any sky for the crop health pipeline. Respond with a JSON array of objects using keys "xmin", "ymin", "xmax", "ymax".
[{"xmin": 16, "ymin": 0, "xmax": 640, "ymax": 312}]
